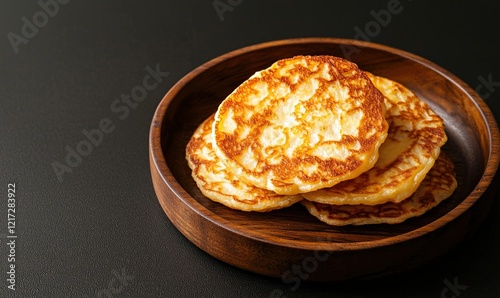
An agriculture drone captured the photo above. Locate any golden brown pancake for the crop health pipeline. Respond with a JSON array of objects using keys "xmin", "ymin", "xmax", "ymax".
[
  {"xmin": 212, "ymin": 55, "xmax": 388, "ymax": 195},
  {"xmin": 302, "ymin": 73, "xmax": 447, "ymax": 205},
  {"xmin": 301, "ymin": 153, "xmax": 457, "ymax": 226},
  {"xmin": 186, "ymin": 114, "xmax": 303, "ymax": 212}
]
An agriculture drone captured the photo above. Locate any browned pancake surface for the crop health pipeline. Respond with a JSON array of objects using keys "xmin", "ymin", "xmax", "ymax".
[
  {"xmin": 301, "ymin": 153, "xmax": 457, "ymax": 225},
  {"xmin": 186, "ymin": 114, "xmax": 302, "ymax": 212},
  {"xmin": 303, "ymin": 73, "xmax": 447, "ymax": 205},
  {"xmin": 213, "ymin": 55, "xmax": 388, "ymax": 195}
]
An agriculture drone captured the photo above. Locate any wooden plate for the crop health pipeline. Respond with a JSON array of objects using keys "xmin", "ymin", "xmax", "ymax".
[{"xmin": 149, "ymin": 38, "xmax": 500, "ymax": 281}]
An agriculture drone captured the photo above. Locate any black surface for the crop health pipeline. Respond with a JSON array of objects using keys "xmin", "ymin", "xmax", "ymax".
[{"xmin": 1, "ymin": 1, "xmax": 500, "ymax": 297}]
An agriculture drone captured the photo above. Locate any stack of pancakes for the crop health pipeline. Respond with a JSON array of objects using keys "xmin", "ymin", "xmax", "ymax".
[{"xmin": 186, "ymin": 55, "xmax": 457, "ymax": 226}]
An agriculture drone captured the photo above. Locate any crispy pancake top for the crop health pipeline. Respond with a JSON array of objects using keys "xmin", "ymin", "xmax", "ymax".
[
  {"xmin": 302, "ymin": 153, "xmax": 457, "ymax": 226},
  {"xmin": 186, "ymin": 114, "xmax": 302, "ymax": 212},
  {"xmin": 212, "ymin": 55, "xmax": 388, "ymax": 195},
  {"xmin": 302, "ymin": 73, "xmax": 447, "ymax": 205}
]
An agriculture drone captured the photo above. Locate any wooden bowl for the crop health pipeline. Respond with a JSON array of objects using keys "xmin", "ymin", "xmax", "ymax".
[{"xmin": 149, "ymin": 38, "xmax": 499, "ymax": 281}]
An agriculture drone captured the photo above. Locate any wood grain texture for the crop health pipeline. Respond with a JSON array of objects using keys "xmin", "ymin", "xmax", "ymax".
[{"xmin": 149, "ymin": 38, "xmax": 500, "ymax": 281}]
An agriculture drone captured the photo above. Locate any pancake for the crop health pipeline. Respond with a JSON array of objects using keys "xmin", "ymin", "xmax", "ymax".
[
  {"xmin": 186, "ymin": 114, "xmax": 303, "ymax": 212},
  {"xmin": 301, "ymin": 153, "xmax": 457, "ymax": 226},
  {"xmin": 212, "ymin": 55, "xmax": 388, "ymax": 195},
  {"xmin": 302, "ymin": 72, "xmax": 447, "ymax": 205}
]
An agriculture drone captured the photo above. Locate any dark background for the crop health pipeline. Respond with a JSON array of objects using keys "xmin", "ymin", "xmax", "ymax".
[{"xmin": 1, "ymin": 0, "xmax": 500, "ymax": 297}]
